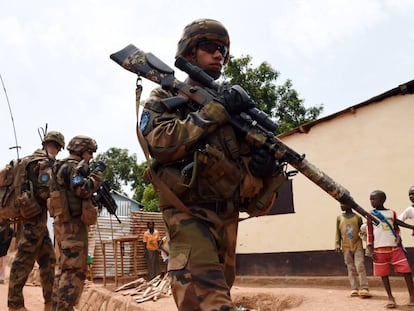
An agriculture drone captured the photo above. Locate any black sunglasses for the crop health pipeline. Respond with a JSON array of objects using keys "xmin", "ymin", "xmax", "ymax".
[{"xmin": 197, "ymin": 41, "xmax": 229, "ymax": 58}]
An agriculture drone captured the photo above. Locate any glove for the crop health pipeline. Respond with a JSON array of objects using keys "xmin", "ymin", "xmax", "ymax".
[
  {"xmin": 93, "ymin": 160, "xmax": 107, "ymax": 173},
  {"xmin": 248, "ymin": 148, "xmax": 276, "ymax": 178},
  {"xmin": 222, "ymin": 85, "xmax": 255, "ymax": 115}
]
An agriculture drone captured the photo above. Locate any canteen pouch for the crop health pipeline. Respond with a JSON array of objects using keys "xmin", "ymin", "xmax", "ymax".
[
  {"xmin": 48, "ymin": 190, "xmax": 70, "ymax": 222},
  {"xmin": 17, "ymin": 189, "xmax": 42, "ymax": 219}
]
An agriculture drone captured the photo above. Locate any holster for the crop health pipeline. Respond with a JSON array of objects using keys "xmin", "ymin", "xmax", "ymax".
[{"xmin": 17, "ymin": 189, "xmax": 42, "ymax": 219}]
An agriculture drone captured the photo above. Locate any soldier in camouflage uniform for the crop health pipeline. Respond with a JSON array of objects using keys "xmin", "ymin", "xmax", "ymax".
[
  {"xmin": 49, "ymin": 135, "xmax": 105, "ymax": 311},
  {"xmin": 140, "ymin": 18, "xmax": 287, "ymax": 310},
  {"xmin": 8, "ymin": 131, "xmax": 65, "ymax": 311}
]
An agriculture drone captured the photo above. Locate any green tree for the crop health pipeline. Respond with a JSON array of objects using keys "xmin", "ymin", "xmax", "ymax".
[
  {"xmin": 222, "ymin": 55, "xmax": 323, "ymax": 134},
  {"xmin": 132, "ymin": 162, "xmax": 150, "ymax": 203},
  {"xmin": 95, "ymin": 147, "xmax": 140, "ymax": 194},
  {"xmin": 141, "ymin": 183, "xmax": 159, "ymax": 212},
  {"xmin": 95, "ymin": 148, "xmax": 158, "ymax": 210}
]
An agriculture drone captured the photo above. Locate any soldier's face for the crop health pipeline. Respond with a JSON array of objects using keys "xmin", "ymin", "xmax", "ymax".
[
  {"xmin": 46, "ymin": 142, "xmax": 61, "ymax": 157},
  {"xmin": 82, "ymin": 150, "xmax": 93, "ymax": 163},
  {"xmin": 195, "ymin": 42, "xmax": 225, "ymax": 72}
]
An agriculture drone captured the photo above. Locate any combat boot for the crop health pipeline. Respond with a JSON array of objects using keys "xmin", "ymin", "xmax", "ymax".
[{"xmin": 44, "ymin": 302, "xmax": 51, "ymax": 311}]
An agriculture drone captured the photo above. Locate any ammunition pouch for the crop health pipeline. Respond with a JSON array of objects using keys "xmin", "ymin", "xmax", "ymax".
[
  {"xmin": 81, "ymin": 199, "xmax": 98, "ymax": 226},
  {"xmin": 47, "ymin": 190, "xmax": 71, "ymax": 222},
  {"xmin": 157, "ymin": 166, "xmax": 188, "ymax": 196},
  {"xmin": 242, "ymin": 172, "xmax": 287, "ymax": 217},
  {"xmin": 192, "ymin": 144, "xmax": 240, "ymax": 200}
]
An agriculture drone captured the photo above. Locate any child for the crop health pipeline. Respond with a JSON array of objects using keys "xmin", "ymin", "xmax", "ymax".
[
  {"xmin": 335, "ymin": 203, "xmax": 370, "ymax": 297},
  {"xmin": 367, "ymin": 190, "xmax": 414, "ymax": 309},
  {"xmin": 398, "ymin": 185, "xmax": 414, "ymax": 233},
  {"xmin": 158, "ymin": 235, "xmax": 170, "ymax": 276}
]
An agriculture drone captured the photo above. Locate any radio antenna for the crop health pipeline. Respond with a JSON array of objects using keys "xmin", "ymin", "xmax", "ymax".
[{"xmin": 0, "ymin": 73, "xmax": 20, "ymax": 159}]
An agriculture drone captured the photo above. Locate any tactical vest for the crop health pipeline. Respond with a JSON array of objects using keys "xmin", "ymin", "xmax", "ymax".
[{"xmin": 48, "ymin": 159, "xmax": 84, "ymax": 222}]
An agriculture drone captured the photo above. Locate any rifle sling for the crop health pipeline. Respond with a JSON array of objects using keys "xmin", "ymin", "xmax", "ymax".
[{"xmin": 135, "ymin": 86, "xmax": 194, "ymax": 217}]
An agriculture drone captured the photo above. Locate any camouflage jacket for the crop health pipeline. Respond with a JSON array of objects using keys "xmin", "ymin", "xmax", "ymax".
[
  {"xmin": 140, "ymin": 80, "xmax": 285, "ymax": 212},
  {"xmin": 55, "ymin": 155, "xmax": 103, "ymax": 217}
]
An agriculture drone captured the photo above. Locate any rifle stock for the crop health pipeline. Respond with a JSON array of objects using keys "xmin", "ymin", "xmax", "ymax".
[{"xmin": 110, "ymin": 44, "xmax": 381, "ymax": 225}]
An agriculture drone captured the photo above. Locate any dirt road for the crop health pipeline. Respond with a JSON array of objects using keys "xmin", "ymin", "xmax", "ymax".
[{"xmin": 1, "ymin": 276, "xmax": 414, "ymax": 310}]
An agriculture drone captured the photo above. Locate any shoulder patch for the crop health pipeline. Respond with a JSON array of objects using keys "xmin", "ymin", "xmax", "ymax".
[
  {"xmin": 39, "ymin": 173, "xmax": 50, "ymax": 183},
  {"xmin": 139, "ymin": 111, "xmax": 151, "ymax": 132}
]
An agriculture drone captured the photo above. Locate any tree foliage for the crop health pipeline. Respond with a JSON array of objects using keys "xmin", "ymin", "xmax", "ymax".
[
  {"xmin": 141, "ymin": 183, "xmax": 159, "ymax": 212},
  {"xmin": 132, "ymin": 162, "xmax": 150, "ymax": 203},
  {"xmin": 95, "ymin": 148, "xmax": 157, "ymax": 209},
  {"xmin": 222, "ymin": 55, "xmax": 323, "ymax": 134},
  {"xmin": 95, "ymin": 147, "xmax": 140, "ymax": 194}
]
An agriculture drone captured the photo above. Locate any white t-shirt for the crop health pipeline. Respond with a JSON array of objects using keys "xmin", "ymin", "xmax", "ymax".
[
  {"xmin": 398, "ymin": 205, "xmax": 414, "ymax": 222},
  {"xmin": 372, "ymin": 209, "xmax": 398, "ymax": 248}
]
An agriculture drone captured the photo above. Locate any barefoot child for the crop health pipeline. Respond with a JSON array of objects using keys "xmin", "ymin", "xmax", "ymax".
[{"xmin": 367, "ymin": 190, "xmax": 414, "ymax": 309}]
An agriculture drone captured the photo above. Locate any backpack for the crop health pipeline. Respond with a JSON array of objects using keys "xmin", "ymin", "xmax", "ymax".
[{"xmin": 0, "ymin": 156, "xmax": 44, "ymax": 222}]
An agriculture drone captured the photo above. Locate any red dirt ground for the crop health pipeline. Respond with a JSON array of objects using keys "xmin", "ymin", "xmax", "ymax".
[{"xmin": 1, "ymin": 275, "xmax": 414, "ymax": 310}]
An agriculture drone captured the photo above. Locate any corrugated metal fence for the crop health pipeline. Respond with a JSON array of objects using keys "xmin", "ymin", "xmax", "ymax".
[{"xmin": 90, "ymin": 211, "xmax": 166, "ymax": 281}]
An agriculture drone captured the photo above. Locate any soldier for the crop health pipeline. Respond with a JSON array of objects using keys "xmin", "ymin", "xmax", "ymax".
[
  {"xmin": 8, "ymin": 131, "xmax": 65, "ymax": 311},
  {"xmin": 49, "ymin": 135, "xmax": 105, "ymax": 311},
  {"xmin": 140, "ymin": 18, "xmax": 287, "ymax": 310}
]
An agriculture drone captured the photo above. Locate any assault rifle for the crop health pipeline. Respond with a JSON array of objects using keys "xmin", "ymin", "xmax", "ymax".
[
  {"xmin": 109, "ymin": 44, "xmax": 413, "ymax": 229},
  {"xmin": 93, "ymin": 180, "xmax": 121, "ymax": 223}
]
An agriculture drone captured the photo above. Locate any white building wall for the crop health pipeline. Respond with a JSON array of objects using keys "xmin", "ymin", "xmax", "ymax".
[{"xmin": 237, "ymin": 94, "xmax": 414, "ymax": 253}]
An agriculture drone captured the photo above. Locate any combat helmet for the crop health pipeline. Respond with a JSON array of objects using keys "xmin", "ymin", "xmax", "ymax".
[
  {"xmin": 176, "ymin": 18, "xmax": 230, "ymax": 64},
  {"xmin": 67, "ymin": 135, "xmax": 97, "ymax": 155},
  {"xmin": 44, "ymin": 131, "xmax": 65, "ymax": 149}
]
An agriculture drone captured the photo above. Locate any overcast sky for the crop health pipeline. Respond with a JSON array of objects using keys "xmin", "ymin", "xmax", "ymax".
[{"xmin": 1, "ymin": 0, "xmax": 413, "ymax": 169}]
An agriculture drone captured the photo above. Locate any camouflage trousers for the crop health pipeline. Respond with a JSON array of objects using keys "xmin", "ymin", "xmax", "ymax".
[
  {"xmin": 52, "ymin": 218, "xmax": 88, "ymax": 311},
  {"xmin": 163, "ymin": 201, "xmax": 239, "ymax": 311},
  {"xmin": 8, "ymin": 219, "xmax": 55, "ymax": 309}
]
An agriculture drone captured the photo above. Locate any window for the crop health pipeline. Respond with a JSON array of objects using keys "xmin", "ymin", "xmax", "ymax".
[{"xmin": 268, "ymin": 179, "xmax": 294, "ymax": 215}]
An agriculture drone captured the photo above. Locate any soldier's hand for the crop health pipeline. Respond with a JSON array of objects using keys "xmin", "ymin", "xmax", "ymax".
[
  {"xmin": 93, "ymin": 160, "xmax": 107, "ymax": 173},
  {"xmin": 248, "ymin": 148, "xmax": 277, "ymax": 178},
  {"xmin": 222, "ymin": 85, "xmax": 255, "ymax": 115}
]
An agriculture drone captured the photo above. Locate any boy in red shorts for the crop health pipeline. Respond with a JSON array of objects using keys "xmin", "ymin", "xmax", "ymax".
[{"xmin": 367, "ymin": 190, "xmax": 414, "ymax": 309}]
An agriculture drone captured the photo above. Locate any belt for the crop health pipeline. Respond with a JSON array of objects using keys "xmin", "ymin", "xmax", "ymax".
[
  {"xmin": 162, "ymin": 201, "xmax": 228, "ymax": 213},
  {"xmin": 375, "ymin": 246, "xmax": 400, "ymax": 252}
]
